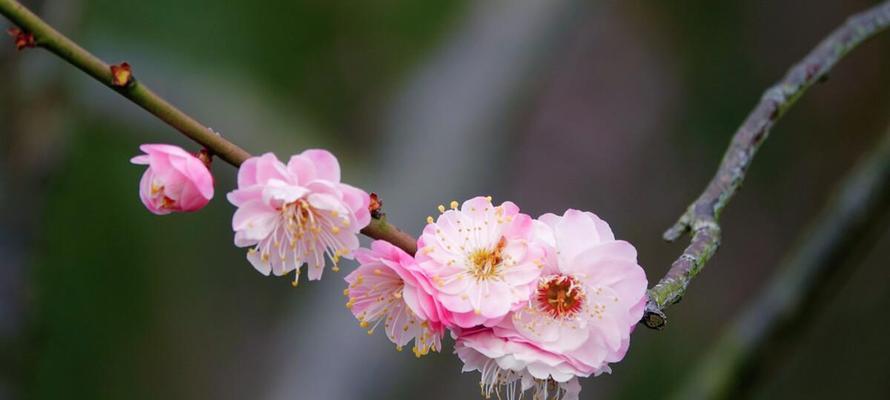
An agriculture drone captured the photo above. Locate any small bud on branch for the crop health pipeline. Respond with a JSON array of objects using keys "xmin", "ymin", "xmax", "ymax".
[
  {"xmin": 7, "ymin": 26, "xmax": 34, "ymax": 50},
  {"xmin": 110, "ymin": 62, "xmax": 133, "ymax": 87},
  {"xmin": 195, "ymin": 148, "xmax": 213, "ymax": 170},
  {"xmin": 369, "ymin": 192, "xmax": 383, "ymax": 220}
]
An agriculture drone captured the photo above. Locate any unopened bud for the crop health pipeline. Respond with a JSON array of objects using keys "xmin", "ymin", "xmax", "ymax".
[
  {"xmin": 110, "ymin": 62, "xmax": 133, "ymax": 87},
  {"xmin": 369, "ymin": 192, "xmax": 383, "ymax": 219},
  {"xmin": 7, "ymin": 28, "xmax": 35, "ymax": 50}
]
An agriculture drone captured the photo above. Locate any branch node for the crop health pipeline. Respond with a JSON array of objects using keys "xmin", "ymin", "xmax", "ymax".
[{"xmin": 691, "ymin": 217, "xmax": 719, "ymax": 233}]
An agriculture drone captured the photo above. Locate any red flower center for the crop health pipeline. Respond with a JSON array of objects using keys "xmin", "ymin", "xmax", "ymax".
[{"xmin": 536, "ymin": 274, "xmax": 585, "ymax": 319}]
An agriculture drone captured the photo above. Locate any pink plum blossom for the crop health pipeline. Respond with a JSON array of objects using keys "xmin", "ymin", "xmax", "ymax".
[
  {"xmin": 130, "ymin": 144, "xmax": 214, "ymax": 215},
  {"xmin": 455, "ymin": 329, "xmax": 582, "ymax": 400},
  {"xmin": 455, "ymin": 209, "xmax": 648, "ymax": 399},
  {"xmin": 227, "ymin": 150, "xmax": 370, "ymax": 285},
  {"xmin": 416, "ymin": 196, "xmax": 543, "ymax": 328},
  {"xmin": 345, "ymin": 240, "xmax": 445, "ymax": 357}
]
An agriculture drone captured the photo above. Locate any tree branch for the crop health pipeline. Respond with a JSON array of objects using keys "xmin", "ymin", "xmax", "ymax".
[
  {"xmin": 670, "ymin": 125, "xmax": 890, "ymax": 399},
  {"xmin": 3, "ymin": 0, "xmax": 889, "ymax": 318},
  {"xmin": 0, "ymin": 0, "xmax": 418, "ymax": 255},
  {"xmin": 642, "ymin": 0, "xmax": 890, "ymax": 329}
]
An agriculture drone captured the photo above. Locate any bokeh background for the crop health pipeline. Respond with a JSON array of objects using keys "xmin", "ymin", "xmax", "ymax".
[{"xmin": 2, "ymin": 1, "xmax": 889, "ymax": 399}]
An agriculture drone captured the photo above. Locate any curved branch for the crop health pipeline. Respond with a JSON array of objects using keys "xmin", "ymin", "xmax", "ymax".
[
  {"xmin": 3, "ymin": 0, "xmax": 889, "ymax": 313},
  {"xmin": 671, "ymin": 126, "xmax": 890, "ymax": 399},
  {"xmin": 0, "ymin": 0, "xmax": 250, "ymax": 166},
  {"xmin": 0, "ymin": 0, "xmax": 419, "ymax": 254},
  {"xmin": 643, "ymin": 0, "xmax": 890, "ymax": 329}
]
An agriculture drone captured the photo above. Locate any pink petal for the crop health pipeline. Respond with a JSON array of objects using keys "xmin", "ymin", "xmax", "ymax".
[
  {"xmin": 286, "ymin": 153, "xmax": 317, "ymax": 184},
  {"xmin": 240, "ymin": 153, "xmax": 290, "ymax": 187},
  {"xmin": 552, "ymin": 209, "xmax": 603, "ymax": 264},
  {"xmin": 340, "ymin": 184, "xmax": 371, "ymax": 228},
  {"xmin": 302, "ymin": 149, "xmax": 341, "ymax": 182},
  {"xmin": 226, "ymin": 186, "xmax": 263, "ymax": 207},
  {"xmin": 130, "ymin": 154, "xmax": 150, "ymax": 165},
  {"xmin": 231, "ymin": 200, "xmax": 278, "ymax": 242},
  {"xmin": 247, "ymin": 249, "xmax": 272, "ymax": 276}
]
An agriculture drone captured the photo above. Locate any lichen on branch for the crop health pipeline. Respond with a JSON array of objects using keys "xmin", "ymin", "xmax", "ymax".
[{"xmin": 643, "ymin": 0, "xmax": 890, "ymax": 329}]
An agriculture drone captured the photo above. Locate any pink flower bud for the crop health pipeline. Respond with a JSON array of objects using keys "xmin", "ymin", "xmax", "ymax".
[{"xmin": 131, "ymin": 144, "xmax": 214, "ymax": 215}]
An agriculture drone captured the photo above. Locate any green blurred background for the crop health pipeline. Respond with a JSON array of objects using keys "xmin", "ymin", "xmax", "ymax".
[{"xmin": 1, "ymin": 1, "xmax": 889, "ymax": 399}]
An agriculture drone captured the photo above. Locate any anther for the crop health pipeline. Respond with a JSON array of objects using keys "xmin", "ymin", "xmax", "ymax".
[{"xmin": 291, "ymin": 270, "xmax": 300, "ymax": 287}]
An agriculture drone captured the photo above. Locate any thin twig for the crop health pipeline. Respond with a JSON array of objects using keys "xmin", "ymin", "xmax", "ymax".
[
  {"xmin": 0, "ymin": 0, "xmax": 418, "ymax": 255},
  {"xmin": 670, "ymin": 126, "xmax": 890, "ymax": 399},
  {"xmin": 643, "ymin": 0, "xmax": 890, "ymax": 329}
]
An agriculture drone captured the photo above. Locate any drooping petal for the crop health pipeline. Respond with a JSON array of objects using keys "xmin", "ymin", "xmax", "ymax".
[
  {"xmin": 247, "ymin": 248, "xmax": 271, "ymax": 276},
  {"xmin": 345, "ymin": 240, "xmax": 443, "ymax": 355},
  {"xmin": 231, "ymin": 200, "xmax": 278, "ymax": 241}
]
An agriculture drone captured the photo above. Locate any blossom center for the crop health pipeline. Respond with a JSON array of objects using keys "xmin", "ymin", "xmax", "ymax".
[
  {"xmin": 467, "ymin": 237, "xmax": 506, "ymax": 281},
  {"xmin": 536, "ymin": 274, "xmax": 585, "ymax": 319},
  {"xmin": 281, "ymin": 199, "xmax": 316, "ymax": 237},
  {"xmin": 150, "ymin": 183, "xmax": 177, "ymax": 209}
]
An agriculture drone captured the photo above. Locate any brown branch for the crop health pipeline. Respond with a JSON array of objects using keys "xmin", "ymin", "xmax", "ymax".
[
  {"xmin": 363, "ymin": 217, "xmax": 417, "ymax": 255},
  {"xmin": 643, "ymin": 0, "xmax": 890, "ymax": 329},
  {"xmin": 670, "ymin": 126, "xmax": 890, "ymax": 399},
  {"xmin": 3, "ymin": 0, "xmax": 888, "ymax": 313},
  {"xmin": 0, "ymin": 0, "xmax": 419, "ymax": 255}
]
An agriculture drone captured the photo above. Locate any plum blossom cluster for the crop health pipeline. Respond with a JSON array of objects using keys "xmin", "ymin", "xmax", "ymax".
[
  {"xmin": 131, "ymin": 146, "xmax": 647, "ymax": 400},
  {"xmin": 131, "ymin": 146, "xmax": 370, "ymax": 286},
  {"xmin": 344, "ymin": 197, "xmax": 648, "ymax": 400}
]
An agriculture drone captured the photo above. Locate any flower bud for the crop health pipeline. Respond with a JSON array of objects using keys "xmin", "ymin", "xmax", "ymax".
[{"xmin": 131, "ymin": 144, "xmax": 214, "ymax": 215}]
